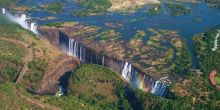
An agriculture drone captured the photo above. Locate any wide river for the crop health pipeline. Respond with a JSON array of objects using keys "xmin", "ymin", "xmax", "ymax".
[{"xmin": 17, "ymin": 0, "xmax": 220, "ymax": 68}]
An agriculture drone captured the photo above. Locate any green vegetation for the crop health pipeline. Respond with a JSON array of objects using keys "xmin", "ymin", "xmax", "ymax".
[
  {"xmin": 0, "ymin": 0, "xmax": 19, "ymax": 7},
  {"xmin": 130, "ymin": 71, "xmax": 220, "ymax": 110},
  {"xmin": 193, "ymin": 27, "xmax": 220, "ymax": 75},
  {"xmin": 0, "ymin": 82, "xmax": 41, "ymax": 109},
  {"xmin": 19, "ymin": 64, "xmax": 137, "ymax": 110},
  {"xmin": 215, "ymin": 76, "xmax": 220, "ymax": 85},
  {"xmin": 167, "ymin": 3, "xmax": 191, "ymax": 16},
  {"xmin": 19, "ymin": 89, "xmax": 100, "ymax": 110},
  {"xmin": 68, "ymin": 64, "xmax": 132, "ymax": 110},
  {"xmin": 73, "ymin": 0, "xmax": 112, "ymax": 16},
  {"xmin": 41, "ymin": 2, "xmax": 64, "ymax": 13},
  {"xmin": 0, "ymin": 15, "xmax": 25, "ymax": 40},
  {"xmin": 146, "ymin": 29, "xmax": 192, "ymax": 73},
  {"xmin": 93, "ymin": 30, "xmax": 121, "ymax": 42},
  {"xmin": 172, "ymin": 42, "xmax": 192, "ymax": 72},
  {"xmin": 205, "ymin": 0, "xmax": 220, "ymax": 9},
  {"xmin": 146, "ymin": 4, "xmax": 162, "ymax": 15},
  {"xmin": 24, "ymin": 59, "xmax": 48, "ymax": 91},
  {"xmin": 0, "ymin": 40, "xmax": 25, "ymax": 82},
  {"xmin": 185, "ymin": 26, "xmax": 220, "ymax": 109},
  {"xmin": 45, "ymin": 22, "xmax": 65, "ymax": 27},
  {"xmin": 133, "ymin": 88, "xmax": 192, "ymax": 110}
]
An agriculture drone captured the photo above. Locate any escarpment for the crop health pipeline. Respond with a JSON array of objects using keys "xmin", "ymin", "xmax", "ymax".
[
  {"xmin": 37, "ymin": 55, "xmax": 80, "ymax": 94},
  {"xmin": 38, "ymin": 25, "xmax": 174, "ymax": 96}
]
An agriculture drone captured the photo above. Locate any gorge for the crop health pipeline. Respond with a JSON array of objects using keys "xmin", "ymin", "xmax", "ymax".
[
  {"xmin": 39, "ymin": 25, "xmax": 172, "ymax": 97},
  {"xmin": 1, "ymin": 8, "xmax": 171, "ymax": 97},
  {"xmin": 1, "ymin": 0, "xmax": 220, "ymax": 109}
]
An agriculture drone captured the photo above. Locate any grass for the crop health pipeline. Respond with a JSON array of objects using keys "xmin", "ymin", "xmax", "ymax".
[
  {"xmin": 68, "ymin": 64, "xmax": 129, "ymax": 109},
  {"xmin": 214, "ymin": 76, "xmax": 220, "ymax": 85},
  {"xmin": 0, "ymin": 82, "xmax": 42, "ymax": 110},
  {"xmin": 41, "ymin": 2, "xmax": 64, "ymax": 14},
  {"xmin": 0, "ymin": 40, "xmax": 25, "ymax": 82}
]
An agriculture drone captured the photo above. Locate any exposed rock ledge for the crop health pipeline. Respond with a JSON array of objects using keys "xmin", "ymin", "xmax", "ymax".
[
  {"xmin": 37, "ymin": 55, "xmax": 80, "ymax": 94},
  {"xmin": 38, "ymin": 25, "xmax": 180, "ymax": 82}
]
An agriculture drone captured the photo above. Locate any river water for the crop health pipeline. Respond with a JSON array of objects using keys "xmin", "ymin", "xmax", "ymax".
[{"xmin": 16, "ymin": 0, "xmax": 220, "ymax": 68}]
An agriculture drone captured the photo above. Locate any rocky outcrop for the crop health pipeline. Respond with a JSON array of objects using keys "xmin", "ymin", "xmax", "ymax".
[
  {"xmin": 39, "ymin": 27, "xmax": 60, "ymax": 46},
  {"xmin": 37, "ymin": 55, "xmax": 80, "ymax": 94}
]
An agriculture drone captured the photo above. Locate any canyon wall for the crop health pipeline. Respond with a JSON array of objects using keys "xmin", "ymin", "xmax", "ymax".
[
  {"xmin": 39, "ymin": 27, "xmax": 169, "ymax": 96},
  {"xmin": 38, "ymin": 55, "xmax": 80, "ymax": 94}
]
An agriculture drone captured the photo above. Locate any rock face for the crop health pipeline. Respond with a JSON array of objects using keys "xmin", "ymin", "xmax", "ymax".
[
  {"xmin": 37, "ymin": 55, "xmax": 80, "ymax": 94},
  {"xmin": 39, "ymin": 26, "xmax": 171, "ymax": 96}
]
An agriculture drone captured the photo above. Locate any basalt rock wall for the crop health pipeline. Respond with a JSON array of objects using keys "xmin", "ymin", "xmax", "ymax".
[{"xmin": 38, "ymin": 27, "xmax": 169, "ymax": 96}]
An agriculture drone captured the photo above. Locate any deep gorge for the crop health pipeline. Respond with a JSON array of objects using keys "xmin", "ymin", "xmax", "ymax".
[{"xmin": 39, "ymin": 28, "xmax": 169, "ymax": 97}]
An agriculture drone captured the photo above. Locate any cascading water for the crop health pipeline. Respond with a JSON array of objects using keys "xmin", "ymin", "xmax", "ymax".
[
  {"xmin": 1, "ymin": 8, "xmax": 5, "ymax": 14},
  {"xmin": 64, "ymin": 33, "xmax": 171, "ymax": 97},
  {"xmin": 74, "ymin": 41, "xmax": 78, "ymax": 57},
  {"xmin": 80, "ymin": 45, "xmax": 82, "ymax": 60},
  {"xmin": 151, "ymin": 81, "xmax": 167, "ymax": 96},
  {"xmin": 102, "ymin": 56, "xmax": 105, "ymax": 66},
  {"xmin": 68, "ymin": 39, "xmax": 74, "ymax": 56},
  {"xmin": 1, "ymin": 8, "xmax": 38, "ymax": 34},
  {"xmin": 30, "ymin": 22, "xmax": 38, "ymax": 34},
  {"xmin": 68, "ymin": 38, "xmax": 85, "ymax": 61},
  {"xmin": 121, "ymin": 62, "xmax": 132, "ymax": 81}
]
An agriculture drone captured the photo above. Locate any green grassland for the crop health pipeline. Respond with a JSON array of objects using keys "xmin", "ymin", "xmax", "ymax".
[
  {"xmin": 215, "ymin": 76, "xmax": 220, "ymax": 85},
  {"xmin": 0, "ymin": 40, "xmax": 25, "ymax": 82},
  {"xmin": 0, "ymin": 82, "xmax": 42, "ymax": 110},
  {"xmin": 68, "ymin": 64, "xmax": 132, "ymax": 110}
]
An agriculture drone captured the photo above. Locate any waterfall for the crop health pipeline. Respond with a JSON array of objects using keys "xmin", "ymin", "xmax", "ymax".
[
  {"xmin": 1, "ymin": 8, "xmax": 6, "ymax": 14},
  {"xmin": 121, "ymin": 62, "xmax": 132, "ymax": 81},
  {"xmin": 80, "ymin": 45, "xmax": 82, "ymax": 60},
  {"xmin": 2, "ymin": 8, "xmax": 38, "ymax": 34},
  {"xmin": 102, "ymin": 56, "xmax": 105, "ymax": 66},
  {"xmin": 30, "ymin": 22, "xmax": 38, "ymax": 34},
  {"xmin": 62, "ymin": 36, "xmax": 171, "ymax": 97},
  {"xmin": 73, "ymin": 41, "xmax": 77, "ymax": 57},
  {"xmin": 68, "ymin": 38, "xmax": 85, "ymax": 61},
  {"xmin": 212, "ymin": 30, "xmax": 220, "ymax": 51},
  {"xmin": 150, "ymin": 81, "xmax": 167, "ymax": 96},
  {"xmin": 68, "ymin": 39, "xmax": 74, "ymax": 56}
]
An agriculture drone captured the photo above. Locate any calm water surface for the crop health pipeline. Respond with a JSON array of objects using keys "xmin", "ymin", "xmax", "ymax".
[{"xmin": 17, "ymin": 0, "xmax": 220, "ymax": 68}]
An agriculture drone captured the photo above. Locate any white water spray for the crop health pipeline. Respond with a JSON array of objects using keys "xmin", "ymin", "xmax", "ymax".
[
  {"xmin": 212, "ymin": 30, "xmax": 220, "ymax": 51},
  {"xmin": 74, "ymin": 41, "xmax": 77, "ymax": 57},
  {"xmin": 80, "ymin": 45, "xmax": 82, "ymax": 60},
  {"xmin": 68, "ymin": 39, "xmax": 74, "ymax": 56},
  {"xmin": 102, "ymin": 56, "xmax": 105, "ymax": 66},
  {"xmin": 1, "ymin": 8, "xmax": 6, "ymax": 14},
  {"xmin": 121, "ymin": 62, "xmax": 132, "ymax": 81},
  {"xmin": 1, "ymin": 8, "xmax": 38, "ymax": 34}
]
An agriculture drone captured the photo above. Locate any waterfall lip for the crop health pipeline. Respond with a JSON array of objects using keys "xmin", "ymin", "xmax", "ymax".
[{"xmin": 2, "ymin": 8, "xmax": 39, "ymax": 35}]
